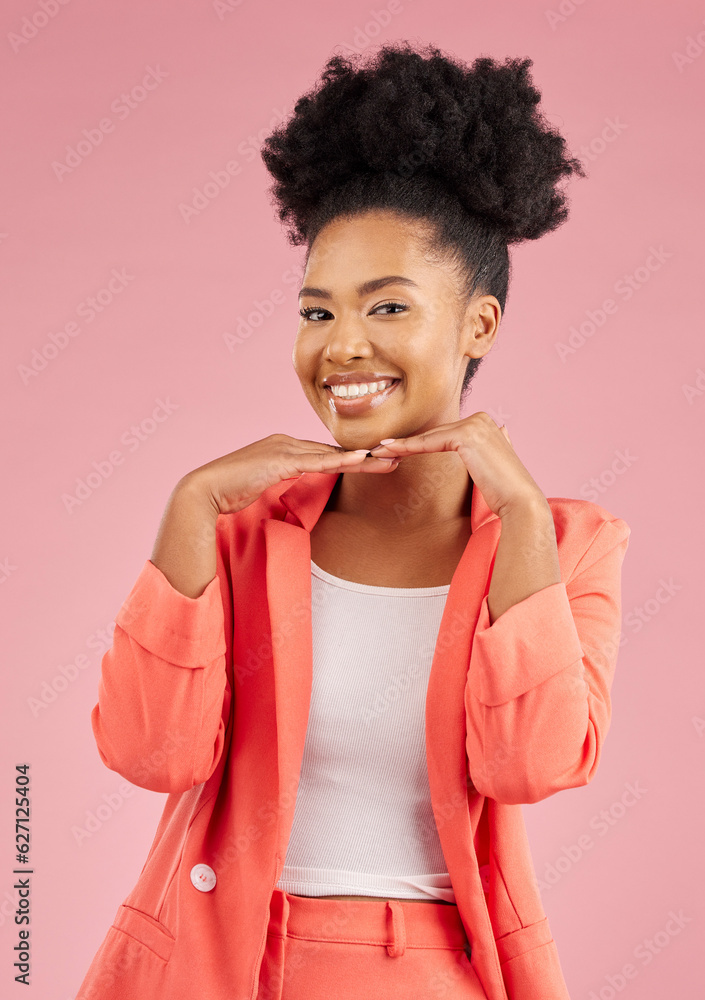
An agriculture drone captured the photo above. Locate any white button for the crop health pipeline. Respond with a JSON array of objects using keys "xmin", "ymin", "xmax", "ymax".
[{"xmin": 190, "ymin": 863, "xmax": 217, "ymax": 892}]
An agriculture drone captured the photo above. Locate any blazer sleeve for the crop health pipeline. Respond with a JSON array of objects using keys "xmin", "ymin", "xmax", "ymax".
[
  {"xmin": 464, "ymin": 515, "xmax": 631, "ymax": 805},
  {"xmin": 90, "ymin": 557, "xmax": 230, "ymax": 794}
]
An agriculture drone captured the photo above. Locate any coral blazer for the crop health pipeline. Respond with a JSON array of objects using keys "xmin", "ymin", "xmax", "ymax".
[{"xmin": 77, "ymin": 470, "xmax": 630, "ymax": 1000}]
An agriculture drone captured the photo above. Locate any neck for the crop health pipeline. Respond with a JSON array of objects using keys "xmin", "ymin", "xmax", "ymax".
[{"xmin": 329, "ymin": 451, "xmax": 473, "ymax": 533}]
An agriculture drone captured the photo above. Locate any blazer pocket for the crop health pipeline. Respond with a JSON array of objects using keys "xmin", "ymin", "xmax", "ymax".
[
  {"xmin": 111, "ymin": 903, "xmax": 176, "ymax": 963},
  {"xmin": 496, "ymin": 919, "xmax": 568, "ymax": 1000}
]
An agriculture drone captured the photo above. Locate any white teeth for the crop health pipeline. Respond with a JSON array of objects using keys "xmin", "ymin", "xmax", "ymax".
[{"xmin": 330, "ymin": 379, "xmax": 394, "ymax": 398}]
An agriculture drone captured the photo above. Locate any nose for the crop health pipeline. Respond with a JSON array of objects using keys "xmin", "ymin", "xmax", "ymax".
[{"xmin": 323, "ymin": 317, "xmax": 375, "ymax": 363}]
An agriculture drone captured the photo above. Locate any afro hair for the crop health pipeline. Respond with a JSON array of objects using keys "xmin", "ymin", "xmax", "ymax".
[{"xmin": 260, "ymin": 41, "xmax": 585, "ymax": 401}]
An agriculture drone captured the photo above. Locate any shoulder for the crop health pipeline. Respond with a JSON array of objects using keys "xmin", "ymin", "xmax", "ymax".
[{"xmin": 547, "ymin": 496, "xmax": 631, "ymax": 576}]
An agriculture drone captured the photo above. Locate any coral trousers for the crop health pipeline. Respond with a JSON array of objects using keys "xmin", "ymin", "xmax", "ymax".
[{"xmin": 256, "ymin": 888, "xmax": 488, "ymax": 999}]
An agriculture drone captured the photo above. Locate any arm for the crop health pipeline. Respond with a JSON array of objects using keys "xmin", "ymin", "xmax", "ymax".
[
  {"xmin": 486, "ymin": 499, "xmax": 562, "ymax": 626},
  {"xmin": 465, "ymin": 513, "xmax": 631, "ymax": 805},
  {"xmin": 90, "ymin": 477, "xmax": 232, "ymax": 793}
]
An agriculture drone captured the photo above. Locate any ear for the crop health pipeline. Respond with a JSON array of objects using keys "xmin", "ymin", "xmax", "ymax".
[{"xmin": 459, "ymin": 294, "xmax": 501, "ymax": 361}]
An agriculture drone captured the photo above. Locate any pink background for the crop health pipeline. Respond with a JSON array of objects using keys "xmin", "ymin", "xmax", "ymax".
[{"xmin": 2, "ymin": 0, "xmax": 703, "ymax": 996}]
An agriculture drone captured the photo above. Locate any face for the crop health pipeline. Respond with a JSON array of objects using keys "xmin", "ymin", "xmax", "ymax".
[{"xmin": 292, "ymin": 209, "xmax": 500, "ymax": 451}]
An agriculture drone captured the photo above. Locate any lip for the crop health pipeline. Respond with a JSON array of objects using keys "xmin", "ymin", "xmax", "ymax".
[
  {"xmin": 324, "ymin": 377, "xmax": 401, "ymax": 415},
  {"xmin": 322, "ymin": 371, "xmax": 401, "ymax": 387}
]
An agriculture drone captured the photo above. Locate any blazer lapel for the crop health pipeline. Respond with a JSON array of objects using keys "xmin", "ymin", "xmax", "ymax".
[
  {"xmin": 261, "ymin": 474, "xmax": 340, "ymax": 864},
  {"xmin": 423, "ymin": 486, "xmax": 505, "ymax": 993}
]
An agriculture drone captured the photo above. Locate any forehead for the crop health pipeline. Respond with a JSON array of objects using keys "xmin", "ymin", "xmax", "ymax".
[{"xmin": 304, "ymin": 211, "xmax": 445, "ymax": 284}]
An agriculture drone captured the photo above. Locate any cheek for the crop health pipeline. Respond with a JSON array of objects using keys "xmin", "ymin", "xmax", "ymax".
[
  {"xmin": 291, "ymin": 335, "xmax": 309, "ymax": 376},
  {"xmin": 291, "ymin": 346, "xmax": 322, "ymax": 401},
  {"xmin": 402, "ymin": 322, "xmax": 452, "ymax": 374}
]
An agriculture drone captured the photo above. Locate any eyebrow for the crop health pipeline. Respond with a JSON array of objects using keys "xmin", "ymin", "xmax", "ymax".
[{"xmin": 298, "ymin": 275, "xmax": 420, "ymax": 300}]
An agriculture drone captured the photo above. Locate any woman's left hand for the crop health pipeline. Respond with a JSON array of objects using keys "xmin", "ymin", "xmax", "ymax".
[{"xmin": 368, "ymin": 411, "xmax": 548, "ymax": 520}]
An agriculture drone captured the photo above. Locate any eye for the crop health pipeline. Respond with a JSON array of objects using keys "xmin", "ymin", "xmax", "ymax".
[
  {"xmin": 372, "ymin": 301, "xmax": 408, "ymax": 315},
  {"xmin": 299, "ymin": 306, "xmax": 330, "ymax": 321},
  {"xmin": 299, "ymin": 301, "xmax": 408, "ymax": 321}
]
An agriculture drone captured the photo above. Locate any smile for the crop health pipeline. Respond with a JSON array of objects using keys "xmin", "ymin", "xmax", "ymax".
[
  {"xmin": 324, "ymin": 378, "xmax": 401, "ymax": 414},
  {"xmin": 329, "ymin": 379, "xmax": 396, "ymax": 398}
]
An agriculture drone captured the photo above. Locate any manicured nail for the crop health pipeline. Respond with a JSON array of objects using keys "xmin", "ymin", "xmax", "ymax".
[
  {"xmin": 353, "ymin": 449, "xmax": 369, "ymax": 453},
  {"xmin": 379, "ymin": 438, "xmax": 395, "ymax": 444}
]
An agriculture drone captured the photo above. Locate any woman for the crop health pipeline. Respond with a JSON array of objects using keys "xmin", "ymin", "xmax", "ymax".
[{"xmin": 77, "ymin": 42, "xmax": 630, "ymax": 1000}]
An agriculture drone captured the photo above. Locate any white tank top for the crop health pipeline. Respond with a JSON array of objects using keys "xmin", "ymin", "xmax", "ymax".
[{"xmin": 275, "ymin": 558, "xmax": 456, "ymax": 903}]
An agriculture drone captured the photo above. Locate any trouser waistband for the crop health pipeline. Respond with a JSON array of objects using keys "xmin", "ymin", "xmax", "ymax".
[{"xmin": 268, "ymin": 888, "xmax": 471, "ymax": 959}]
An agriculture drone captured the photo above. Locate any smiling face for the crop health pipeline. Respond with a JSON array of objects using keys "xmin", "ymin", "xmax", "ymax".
[{"xmin": 292, "ymin": 209, "xmax": 500, "ymax": 450}]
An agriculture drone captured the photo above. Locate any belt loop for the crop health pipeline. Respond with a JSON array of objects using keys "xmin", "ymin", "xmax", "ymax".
[
  {"xmin": 386, "ymin": 900, "xmax": 406, "ymax": 957},
  {"xmin": 282, "ymin": 892, "xmax": 290, "ymax": 938}
]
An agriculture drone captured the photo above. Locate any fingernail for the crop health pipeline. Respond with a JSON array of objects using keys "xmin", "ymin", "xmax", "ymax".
[
  {"xmin": 352, "ymin": 449, "xmax": 370, "ymax": 454},
  {"xmin": 379, "ymin": 438, "xmax": 395, "ymax": 444}
]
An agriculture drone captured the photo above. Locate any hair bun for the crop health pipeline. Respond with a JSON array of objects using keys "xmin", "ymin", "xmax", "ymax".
[{"xmin": 261, "ymin": 42, "xmax": 585, "ymax": 245}]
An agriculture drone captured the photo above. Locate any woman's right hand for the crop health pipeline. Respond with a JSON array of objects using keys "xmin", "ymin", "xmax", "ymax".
[
  {"xmin": 185, "ymin": 433, "xmax": 400, "ymax": 516},
  {"xmin": 151, "ymin": 435, "xmax": 397, "ymax": 598}
]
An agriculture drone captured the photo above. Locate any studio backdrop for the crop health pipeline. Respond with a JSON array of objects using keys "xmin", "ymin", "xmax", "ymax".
[{"xmin": 1, "ymin": 0, "xmax": 703, "ymax": 997}]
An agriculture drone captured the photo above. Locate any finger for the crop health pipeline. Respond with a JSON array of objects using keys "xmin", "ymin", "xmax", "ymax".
[
  {"xmin": 338, "ymin": 450, "xmax": 396, "ymax": 462},
  {"xmin": 368, "ymin": 437, "xmax": 415, "ymax": 455},
  {"xmin": 288, "ymin": 437, "xmax": 370, "ymax": 455},
  {"xmin": 320, "ymin": 454, "xmax": 400, "ymax": 474},
  {"xmin": 343, "ymin": 459, "xmax": 401, "ymax": 473},
  {"xmin": 295, "ymin": 440, "xmax": 348, "ymax": 453},
  {"xmin": 368, "ymin": 435, "xmax": 440, "ymax": 456},
  {"xmin": 341, "ymin": 452, "xmax": 400, "ymax": 467},
  {"xmin": 295, "ymin": 441, "xmax": 394, "ymax": 460},
  {"xmin": 307, "ymin": 451, "xmax": 400, "ymax": 471}
]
